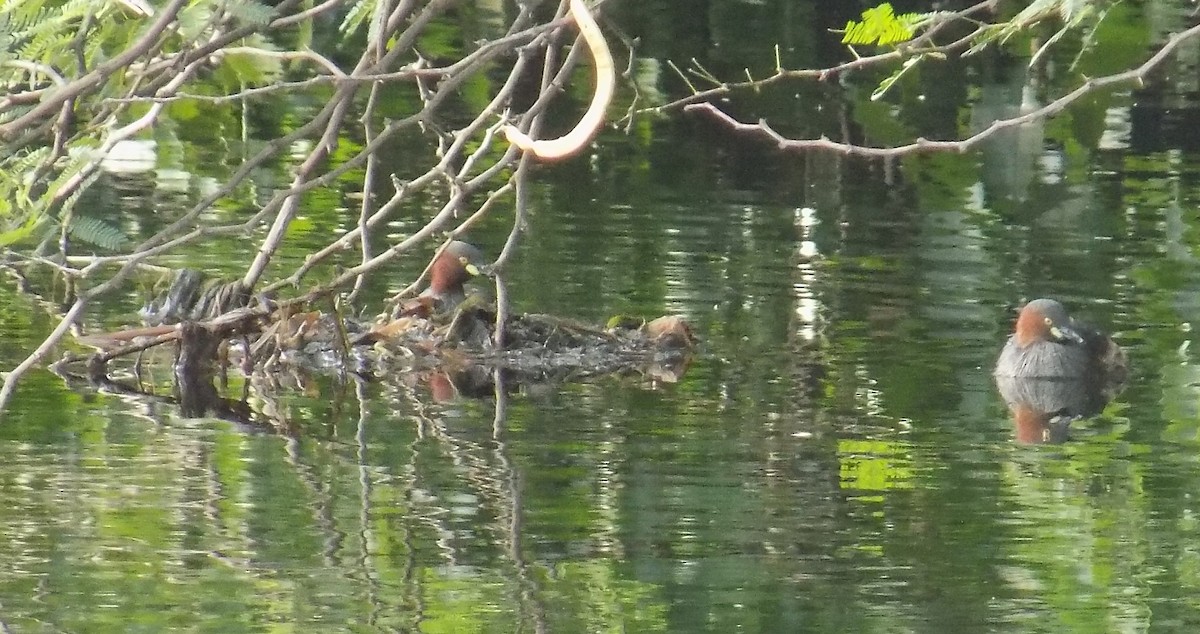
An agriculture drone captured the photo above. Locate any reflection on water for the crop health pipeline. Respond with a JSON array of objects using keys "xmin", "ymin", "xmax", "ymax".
[
  {"xmin": 996, "ymin": 376, "xmax": 1121, "ymax": 444},
  {"xmin": 10, "ymin": 4, "xmax": 1200, "ymax": 634},
  {"xmin": 5, "ymin": 170, "xmax": 1190, "ymax": 630}
]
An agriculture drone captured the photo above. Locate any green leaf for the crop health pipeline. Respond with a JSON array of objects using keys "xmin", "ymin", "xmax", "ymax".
[
  {"xmin": 871, "ymin": 55, "xmax": 920, "ymax": 101},
  {"xmin": 295, "ymin": 0, "xmax": 313, "ymax": 49},
  {"xmin": 224, "ymin": 0, "xmax": 274, "ymax": 27},
  {"xmin": 339, "ymin": 0, "xmax": 376, "ymax": 36},
  {"xmin": 841, "ymin": 3, "xmax": 926, "ymax": 47},
  {"xmin": 67, "ymin": 213, "xmax": 129, "ymax": 251},
  {"xmin": 0, "ymin": 213, "xmax": 45, "ymax": 247}
]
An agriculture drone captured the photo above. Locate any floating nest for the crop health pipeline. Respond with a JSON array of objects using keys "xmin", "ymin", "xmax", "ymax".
[
  {"xmin": 260, "ymin": 301, "xmax": 696, "ymax": 385},
  {"xmin": 69, "ymin": 270, "xmax": 698, "ymax": 393}
]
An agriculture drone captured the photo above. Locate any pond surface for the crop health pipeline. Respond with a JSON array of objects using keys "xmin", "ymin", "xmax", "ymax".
[{"xmin": 5, "ymin": 0, "xmax": 1200, "ymax": 632}]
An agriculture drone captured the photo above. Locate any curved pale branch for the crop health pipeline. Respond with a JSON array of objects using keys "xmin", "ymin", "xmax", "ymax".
[{"xmin": 503, "ymin": 0, "xmax": 615, "ymax": 161}]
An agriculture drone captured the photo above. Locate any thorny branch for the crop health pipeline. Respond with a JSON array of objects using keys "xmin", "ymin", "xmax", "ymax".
[
  {"xmin": 632, "ymin": 0, "xmax": 1200, "ymax": 162},
  {"xmin": 634, "ymin": 0, "xmax": 1003, "ymax": 119},
  {"xmin": 681, "ymin": 18, "xmax": 1200, "ymax": 158}
]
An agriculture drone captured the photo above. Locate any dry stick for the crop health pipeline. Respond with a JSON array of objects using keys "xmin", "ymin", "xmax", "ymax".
[
  {"xmin": 104, "ymin": 76, "xmax": 332, "ymax": 105},
  {"xmin": 77, "ymin": 20, "xmax": 177, "ymax": 153},
  {"xmin": 7, "ymin": 62, "xmax": 70, "ymax": 186},
  {"xmin": 125, "ymin": 0, "xmax": 440, "ymax": 102},
  {"xmin": 488, "ymin": 0, "xmax": 613, "ymax": 344},
  {"xmin": 347, "ymin": 0, "xmax": 401, "ymax": 305},
  {"xmin": 244, "ymin": 41, "xmax": 382, "ymax": 293},
  {"xmin": 214, "ymin": 47, "xmax": 347, "ymax": 77},
  {"xmin": 503, "ymin": 0, "xmax": 615, "ymax": 161},
  {"xmin": 43, "ymin": 6, "xmax": 285, "ymax": 265},
  {"xmin": 452, "ymin": 179, "xmax": 513, "ymax": 236},
  {"xmin": 271, "ymin": 0, "xmax": 347, "ymax": 27},
  {"xmin": 128, "ymin": 0, "xmax": 306, "ymax": 95},
  {"xmin": 368, "ymin": 0, "xmax": 397, "ymax": 64},
  {"xmin": 57, "ymin": 3, "xmax": 319, "ymax": 242},
  {"xmin": 494, "ymin": 163, "xmax": 532, "ymax": 349},
  {"xmin": 88, "ymin": 87, "xmax": 408, "ymax": 276},
  {"xmin": 79, "ymin": 92, "xmax": 342, "ymax": 272},
  {"xmin": 48, "ymin": 50, "xmax": 206, "ymax": 209},
  {"xmin": 0, "ymin": 299, "xmax": 87, "ymax": 408},
  {"xmin": 372, "ymin": 0, "xmax": 448, "ymax": 80},
  {"xmin": 101, "ymin": 61, "xmax": 505, "ymax": 106},
  {"xmin": 19, "ymin": 7, "xmax": 221, "ymax": 223},
  {"xmin": 240, "ymin": 95, "xmax": 353, "ymax": 290},
  {"xmin": 96, "ymin": 71, "xmax": 395, "ymax": 269},
  {"xmin": 490, "ymin": 0, "xmax": 586, "ymax": 347},
  {"xmin": 1, "ymin": 61, "xmax": 65, "ymax": 90},
  {"xmin": 0, "ymin": 88, "xmax": 46, "ymax": 111},
  {"xmin": 44, "ymin": 47, "xmax": 213, "ymax": 249},
  {"xmin": 348, "ymin": 90, "xmax": 385, "ymax": 305}
]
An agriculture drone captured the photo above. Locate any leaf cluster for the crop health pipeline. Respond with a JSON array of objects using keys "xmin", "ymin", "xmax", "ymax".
[
  {"xmin": 836, "ymin": 1, "xmax": 1114, "ymax": 101},
  {"xmin": 840, "ymin": 3, "xmax": 930, "ymax": 47},
  {"xmin": 0, "ymin": 0, "xmax": 282, "ymax": 250}
]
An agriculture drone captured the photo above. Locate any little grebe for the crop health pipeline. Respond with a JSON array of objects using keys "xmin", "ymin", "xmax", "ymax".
[{"xmin": 994, "ymin": 298, "xmax": 1126, "ymax": 380}]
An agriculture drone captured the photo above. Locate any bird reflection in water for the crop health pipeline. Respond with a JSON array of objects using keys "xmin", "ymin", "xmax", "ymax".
[{"xmin": 995, "ymin": 375, "xmax": 1119, "ymax": 444}]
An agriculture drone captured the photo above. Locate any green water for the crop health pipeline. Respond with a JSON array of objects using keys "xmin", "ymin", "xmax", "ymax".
[{"xmin": 5, "ymin": 0, "xmax": 1200, "ymax": 631}]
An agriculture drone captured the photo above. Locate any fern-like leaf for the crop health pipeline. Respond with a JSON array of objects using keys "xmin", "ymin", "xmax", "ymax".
[
  {"xmin": 66, "ymin": 214, "xmax": 129, "ymax": 251},
  {"xmin": 841, "ymin": 3, "xmax": 925, "ymax": 47},
  {"xmin": 966, "ymin": 0, "xmax": 1101, "ymax": 58},
  {"xmin": 224, "ymin": 0, "xmax": 275, "ymax": 27},
  {"xmin": 339, "ymin": 0, "xmax": 377, "ymax": 36}
]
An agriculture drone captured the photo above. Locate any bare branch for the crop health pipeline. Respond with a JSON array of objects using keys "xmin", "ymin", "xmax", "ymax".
[
  {"xmin": 635, "ymin": 0, "xmax": 999, "ymax": 118},
  {"xmin": 504, "ymin": 0, "xmax": 615, "ymax": 161},
  {"xmin": 686, "ymin": 20, "xmax": 1200, "ymax": 157}
]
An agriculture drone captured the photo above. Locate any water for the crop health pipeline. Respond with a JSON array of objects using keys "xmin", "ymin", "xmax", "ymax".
[
  {"xmin": 7, "ymin": 0, "xmax": 1200, "ymax": 631},
  {"xmin": 7, "ymin": 159, "xmax": 1190, "ymax": 631}
]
